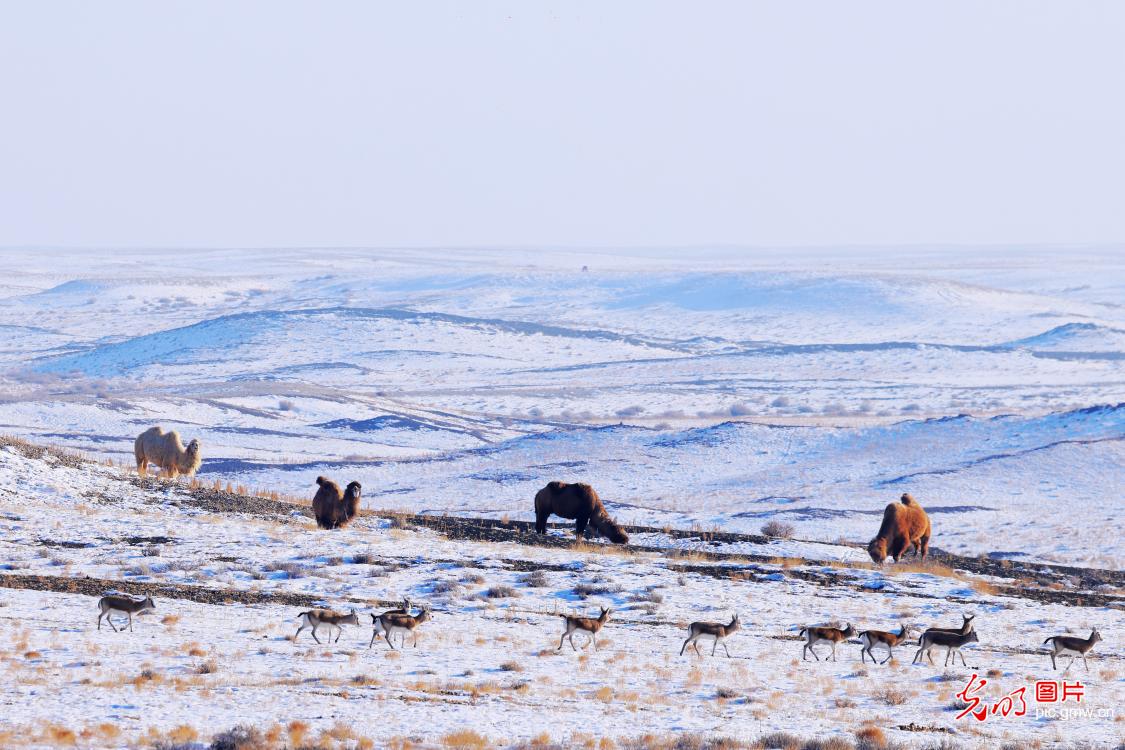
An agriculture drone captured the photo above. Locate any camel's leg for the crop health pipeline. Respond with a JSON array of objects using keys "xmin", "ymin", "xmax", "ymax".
[
  {"xmin": 575, "ymin": 514, "xmax": 590, "ymax": 539},
  {"xmin": 919, "ymin": 534, "xmax": 930, "ymax": 561},
  {"xmin": 535, "ymin": 510, "xmax": 549, "ymax": 534}
]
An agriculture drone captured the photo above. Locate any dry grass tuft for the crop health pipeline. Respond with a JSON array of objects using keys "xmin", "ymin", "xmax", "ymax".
[
  {"xmin": 287, "ymin": 720, "xmax": 309, "ymax": 748},
  {"xmin": 853, "ymin": 726, "xmax": 886, "ymax": 750},
  {"xmin": 875, "ymin": 686, "xmax": 909, "ymax": 706},
  {"xmin": 442, "ymin": 729, "xmax": 491, "ymax": 749},
  {"xmin": 761, "ymin": 520, "xmax": 795, "ymax": 539},
  {"xmin": 196, "ymin": 659, "xmax": 219, "ymax": 674}
]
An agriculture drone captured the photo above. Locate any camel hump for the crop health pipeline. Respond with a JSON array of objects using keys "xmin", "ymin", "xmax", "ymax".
[
  {"xmin": 316, "ymin": 476, "xmax": 329, "ymax": 486},
  {"xmin": 900, "ymin": 493, "xmax": 916, "ymax": 506},
  {"xmin": 545, "ymin": 480, "xmax": 567, "ymax": 491}
]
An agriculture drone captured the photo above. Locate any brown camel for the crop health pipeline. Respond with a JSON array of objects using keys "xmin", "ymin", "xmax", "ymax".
[
  {"xmin": 868, "ymin": 493, "xmax": 931, "ymax": 563},
  {"xmin": 534, "ymin": 481, "xmax": 629, "ymax": 544},
  {"xmin": 312, "ymin": 476, "xmax": 361, "ymax": 529}
]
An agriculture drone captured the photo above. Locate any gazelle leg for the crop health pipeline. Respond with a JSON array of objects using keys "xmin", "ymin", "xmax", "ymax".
[
  {"xmin": 557, "ymin": 630, "xmax": 568, "ymax": 651},
  {"xmin": 311, "ymin": 625, "xmax": 322, "ymax": 645},
  {"xmin": 722, "ymin": 641, "xmax": 731, "ymax": 658},
  {"xmin": 1083, "ymin": 654, "xmax": 1089, "ymax": 672},
  {"xmin": 958, "ymin": 649, "xmax": 967, "ymax": 668},
  {"xmin": 680, "ymin": 638, "xmax": 691, "ymax": 656},
  {"xmin": 831, "ymin": 643, "xmax": 837, "ymax": 662},
  {"xmin": 591, "ymin": 633, "xmax": 597, "ymax": 651},
  {"xmin": 128, "ymin": 613, "xmax": 134, "ymax": 632},
  {"xmin": 881, "ymin": 648, "xmax": 892, "ymax": 665},
  {"xmin": 927, "ymin": 649, "xmax": 935, "ymax": 665}
]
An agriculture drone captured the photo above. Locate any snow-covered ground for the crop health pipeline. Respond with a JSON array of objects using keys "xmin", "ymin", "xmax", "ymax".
[
  {"xmin": 0, "ymin": 247, "xmax": 1121, "ymax": 747},
  {"xmin": 0, "ymin": 441, "xmax": 1120, "ymax": 749},
  {"xmin": 1, "ymin": 248, "xmax": 1122, "ymax": 567}
]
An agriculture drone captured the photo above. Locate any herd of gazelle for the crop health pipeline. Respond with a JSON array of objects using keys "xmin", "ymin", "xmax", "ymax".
[{"xmin": 96, "ymin": 595, "xmax": 1105, "ymax": 672}]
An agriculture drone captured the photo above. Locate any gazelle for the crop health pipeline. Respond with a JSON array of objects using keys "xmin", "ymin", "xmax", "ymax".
[
  {"xmin": 858, "ymin": 624, "xmax": 912, "ymax": 664},
  {"xmin": 558, "ymin": 607, "xmax": 610, "ymax": 652},
  {"xmin": 923, "ymin": 614, "xmax": 975, "ymax": 637},
  {"xmin": 680, "ymin": 613, "xmax": 740, "ymax": 657},
  {"xmin": 370, "ymin": 607, "xmax": 431, "ymax": 649},
  {"xmin": 799, "ymin": 623, "xmax": 856, "ymax": 662},
  {"xmin": 912, "ymin": 629, "xmax": 979, "ymax": 667},
  {"xmin": 96, "ymin": 594, "xmax": 155, "ymax": 632},
  {"xmin": 295, "ymin": 609, "xmax": 359, "ymax": 644},
  {"xmin": 1044, "ymin": 629, "xmax": 1102, "ymax": 672}
]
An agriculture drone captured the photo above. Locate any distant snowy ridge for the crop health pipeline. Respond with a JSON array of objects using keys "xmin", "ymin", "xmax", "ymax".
[{"xmin": 32, "ymin": 306, "xmax": 689, "ymax": 377}]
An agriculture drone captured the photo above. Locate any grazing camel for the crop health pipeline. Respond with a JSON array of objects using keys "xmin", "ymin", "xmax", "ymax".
[
  {"xmin": 534, "ymin": 482, "xmax": 628, "ymax": 544},
  {"xmin": 868, "ymin": 493, "xmax": 931, "ymax": 563},
  {"xmin": 134, "ymin": 427, "xmax": 201, "ymax": 479}
]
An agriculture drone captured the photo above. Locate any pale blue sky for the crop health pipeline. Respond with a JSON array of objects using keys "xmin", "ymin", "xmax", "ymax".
[{"xmin": 1, "ymin": 1, "xmax": 1122, "ymax": 248}]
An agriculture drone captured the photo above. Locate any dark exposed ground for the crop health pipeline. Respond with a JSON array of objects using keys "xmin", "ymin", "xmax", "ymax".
[{"xmin": 3, "ymin": 434, "xmax": 1122, "ymax": 612}]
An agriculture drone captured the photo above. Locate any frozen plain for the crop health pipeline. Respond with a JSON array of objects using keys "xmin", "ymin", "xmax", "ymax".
[{"xmin": 0, "ymin": 247, "xmax": 1122, "ymax": 748}]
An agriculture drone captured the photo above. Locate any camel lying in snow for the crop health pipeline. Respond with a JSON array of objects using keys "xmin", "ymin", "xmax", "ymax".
[
  {"xmin": 134, "ymin": 427, "xmax": 201, "ymax": 478},
  {"xmin": 868, "ymin": 493, "xmax": 931, "ymax": 563},
  {"xmin": 534, "ymin": 481, "xmax": 629, "ymax": 544},
  {"xmin": 312, "ymin": 476, "xmax": 362, "ymax": 529}
]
